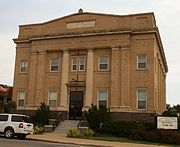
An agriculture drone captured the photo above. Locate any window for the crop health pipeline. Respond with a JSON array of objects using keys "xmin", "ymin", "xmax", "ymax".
[
  {"xmin": 18, "ymin": 91, "xmax": 25, "ymax": 107},
  {"xmin": 71, "ymin": 57, "xmax": 77, "ymax": 71},
  {"xmin": 79, "ymin": 57, "xmax": 85, "ymax": 71},
  {"xmin": 20, "ymin": 60, "xmax": 28, "ymax": 73},
  {"xmin": 137, "ymin": 54, "xmax": 147, "ymax": 69},
  {"xmin": 137, "ymin": 90, "xmax": 147, "ymax": 110},
  {"xmin": 99, "ymin": 56, "xmax": 109, "ymax": 70},
  {"xmin": 98, "ymin": 90, "xmax": 108, "ymax": 108},
  {"xmin": 48, "ymin": 91, "xmax": 57, "ymax": 108},
  {"xmin": 0, "ymin": 115, "xmax": 8, "ymax": 121},
  {"xmin": 50, "ymin": 59, "xmax": 59, "ymax": 72}
]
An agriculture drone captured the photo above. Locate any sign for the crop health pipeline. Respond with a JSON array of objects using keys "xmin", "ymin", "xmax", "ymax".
[
  {"xmin": 157, "ymin": 116, "xmax": 178, "ymax": 130},
  {"xmin": 67, "ymin": 20, "xmax": 95, "ymax": 29}
]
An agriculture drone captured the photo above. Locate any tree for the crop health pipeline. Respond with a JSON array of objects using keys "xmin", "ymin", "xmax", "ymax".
[
  {"xmin": 163, "ymin": 104, "xmax": 180, "ymax": 116},
  {"xmin": 85, "ymin": 104, "xmax": 111, "ymax": 130},
  {"xmin": 33, "ymin": 102, "xmax": 51, "ymax": 126}
]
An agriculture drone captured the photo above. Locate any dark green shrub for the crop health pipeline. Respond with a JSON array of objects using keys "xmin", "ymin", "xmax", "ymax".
[
  {"xmin": 130, "ymin": 129, "xmax": 180, "ymax": 145},
  {"xmin": 33, "ymin": 102, "xmax": 51, "ymax": 126},
  {"xmin": 5, "ymin": 100, "xmax": 16, "ymax": 113},
  {"xmin": 85, "ymin": 104, "xmax": 110, "ymax": 130},
  {"xmin": 99, "ymin": 121, "xmax": 137, "ymax": 137}
]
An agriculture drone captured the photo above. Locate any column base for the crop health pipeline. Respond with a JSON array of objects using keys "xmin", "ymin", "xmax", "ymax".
[
  {"xmin": 109, "ymin": 106, "xmax": 131, "ymax": 112},
  {"xmin": 58, "ymin": 106, "xmax": 68, "ymax": 111},
  {"xmin": 82, "ymin": 106, "xmax": 90, "ymax": 112}
]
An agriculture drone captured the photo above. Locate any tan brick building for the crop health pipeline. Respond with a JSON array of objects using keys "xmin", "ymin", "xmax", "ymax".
[{"xmin": 13, "ymin": 10, "xmax": 168, "ymax": 120}]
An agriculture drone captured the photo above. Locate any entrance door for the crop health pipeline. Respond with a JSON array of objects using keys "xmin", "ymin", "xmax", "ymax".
[{"xmin": 69, "ymin": 91, "xmax": 83, "ymax": 120}]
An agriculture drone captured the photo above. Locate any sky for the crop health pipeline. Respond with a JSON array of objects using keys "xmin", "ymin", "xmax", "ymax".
[{"xmin": 0, "ymin": 0, "xmax": 179, "ymax": 105}]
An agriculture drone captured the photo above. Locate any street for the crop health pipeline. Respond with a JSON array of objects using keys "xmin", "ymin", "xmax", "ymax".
[{"xmin": 0, "ymin": 136, "xmax": 88, "ymax": 147}]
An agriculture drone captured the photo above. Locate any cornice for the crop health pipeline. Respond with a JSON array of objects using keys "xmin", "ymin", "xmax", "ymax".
[{"xmin": 13, "ymin": 28, "xmax": 168, "ymax": 72}]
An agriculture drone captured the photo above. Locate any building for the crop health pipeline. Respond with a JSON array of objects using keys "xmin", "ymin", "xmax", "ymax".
[{"xmin": 13, "ymin": 10, "xmax": 168, "ymax": 121}]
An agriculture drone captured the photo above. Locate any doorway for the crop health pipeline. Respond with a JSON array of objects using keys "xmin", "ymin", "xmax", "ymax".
[{"xmin": 69, "ymin": 91, "xmax": 83, "ymax": 120}]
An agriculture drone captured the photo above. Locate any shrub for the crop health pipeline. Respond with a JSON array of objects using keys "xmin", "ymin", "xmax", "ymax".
[
  {"xmin": 67, "ymin": 128, "xmax": 80, "ymax": 138},
  {"xmin": 85, "ymin": 104, "xmax": 111, "ymax": 130},
  {"xmin": 99, "ymin": 121, "xmax": 137, "ymax": 137},
  {"xmin": 130, "ymin": 128, "xmax": 180, "ymax": 145},
  {"xmin": 33, "ymin": 102, "xmax": 51, "ymax": 126},
  {"xmin": 84, "ymin": 128, "xmax": 94, "ymax": 137},
  {"xmin": 33, "ymin": 125, "xmax": 45, "ymax": 134},
  {"xmin": 5, "ymin": 100, "xmax": 16, "ymax": 113}
]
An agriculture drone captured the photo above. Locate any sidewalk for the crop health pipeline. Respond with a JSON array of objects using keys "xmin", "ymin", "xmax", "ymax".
[{"xmin": 27, "ymin": 133, "xmax": 171, "ymax": 147}]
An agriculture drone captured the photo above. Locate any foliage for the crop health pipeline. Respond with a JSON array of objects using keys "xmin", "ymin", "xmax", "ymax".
[
  {"xmin": 33, "ymin": 102, "xmax": 51, "ymax": 126},
  {"xmin": 0, "ymin": 101, "xmax": 3, "ymax": 112},
  {"xmin": 83, "ymin": 128, "xmax": 94, "ymax": 137},
  {"xmin": 66, "ymin": 128, "xmax": 80, "ymax": 138},
  {"xmin": 163, "ymin": 104, "xmax": 180, "ymax": 116},
  {"xmin": 33, "ymin": 125, "xmax": 45, "ymax": 134},
  {"xmin": 98, "ymin": 121, "xmax": 138, "ymax": 137},
  {"xmin": 85, "ymin": 104, "xmax": 111, "ymax": 130},
  {"xmin": 130, "ymin": 128, "xmax": 180, "ymax": 145},
  {"xmin": 5, "ymin": 101, "xmax": 16, "ymax": 113},
  {"xmin": 0, "ymin": 100, "xmax": 16, "ymax": 113}
]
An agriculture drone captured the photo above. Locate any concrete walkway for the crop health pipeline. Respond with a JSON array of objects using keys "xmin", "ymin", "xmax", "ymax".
[{"xmin": 27, "ymin": 133, "xmax": 171, "ymax": 147}]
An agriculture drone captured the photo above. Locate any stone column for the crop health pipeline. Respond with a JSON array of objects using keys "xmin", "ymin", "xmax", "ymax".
[
  {"xmin": 120, "ymin": 47, "xmax": 130, "ymax": 111},
  {"xmin": 60, "ymin": 50, "xmax": 69, "ymax": 111},
  {"xmin": 110, "ymin": 46, "xmax": 120, "ymax": 112},
  {"xmin": 35, "ymin": 51, "xmax": 46, "ymax": 105},
  {"xmin": 84, "ymin": 49, "xmax": 94, "ymax": 111},
  {"xmin": 27, "ymin": 52, "xmax": 37, "ymax": 108}
]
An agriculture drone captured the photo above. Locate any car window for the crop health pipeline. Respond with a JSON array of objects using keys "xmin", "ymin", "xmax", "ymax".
[
  {"xmin": 12, "ymin": 115, "xmax": 23, "ymax": 122},
  {"xmin": 0, "ymin": 115, "xmax": 8, "ymax": 121},
  {"xmin": 23, "ymin": 116, "xmax": 32, "ymax": 123}
]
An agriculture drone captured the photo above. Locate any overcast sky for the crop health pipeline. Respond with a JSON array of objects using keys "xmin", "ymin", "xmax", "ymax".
[{"xmin": 0, "ymin": 0, "xmax": 179, "ymax": 105}]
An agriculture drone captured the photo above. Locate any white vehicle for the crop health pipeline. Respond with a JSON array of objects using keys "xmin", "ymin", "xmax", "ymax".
[{"xmin": 0, "ymin": 113, "xmax": 34, "ymax": 139}]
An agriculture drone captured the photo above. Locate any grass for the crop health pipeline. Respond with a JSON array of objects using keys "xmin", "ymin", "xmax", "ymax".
[{"xmin": 80, "ymin": 136, "xmax": 174, "ymax": 146}]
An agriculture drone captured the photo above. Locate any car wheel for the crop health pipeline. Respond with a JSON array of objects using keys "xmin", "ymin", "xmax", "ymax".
[{"xmin": 4, "ymin": 128, "xmax": 14, "ymax": 139}]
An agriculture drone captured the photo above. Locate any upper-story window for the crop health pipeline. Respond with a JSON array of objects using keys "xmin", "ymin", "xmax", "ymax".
[
  {"xmin": 79, "ymin": 57, "xmax": 85, "ymax": 71},
  {"xmin": 20, "ymin": 60, "xmax": 28, "ymax": 73},
  {"xmin": 137, "ymin": 54, "xmax": 147, "ymax": 69},
  {"xmin": 98, "ymin": 90, "xmax": 108, "ymax": 108},
  {"xmin": 99, "ymin": 56, "xmax": 109, "ymax": 70},
  {"xmin": 50, "ymin": 59, "xmax": 59, "ymax": 72},
  {"xmin": 18, "ymin": 90, "xmax": 25, "ymax": 107},
  {"xmin": 71, "ymin": 56, "xmax": 86, "ymax": 71},
  {"xmin": 137, "ymin": 89, "xmax": 147, "ymax": 110},
  {"xmin": 71, "ymin": 57, "xmax": 77, "ymax": 71}
]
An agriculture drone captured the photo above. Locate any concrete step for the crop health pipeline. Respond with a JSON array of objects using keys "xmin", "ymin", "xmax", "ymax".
[{"xmin": 53, "ymin": 120, "xmax": 79, "ymax": 134}]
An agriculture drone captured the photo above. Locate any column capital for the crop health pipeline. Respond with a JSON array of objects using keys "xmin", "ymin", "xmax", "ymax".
[
  {"xmin": 63, "ymin": 49, "xmax": 69, "ymax": 54},
  {"xmin": 87, "ymin": 49, "xmax": 93, "ymax": 52},
  {"xmin": 111, "ymin": 46, "xmax": 120, "ymax": 51},
  {"xmin": 121, "ymin": 46, "xmax": 130, "ymax": 50}
]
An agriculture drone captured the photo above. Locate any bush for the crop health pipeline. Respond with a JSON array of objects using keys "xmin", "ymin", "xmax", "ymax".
[
  {"xmin": 33, "ymin": 102, "xmax": 51, "ymax": 126},
  {"xmin": 98, "ymin": 121, "xmax": 137, "ymax": 137},
  {"xmin": 0, "ymin": 100, "xmax": 16, "ymax": 113},
  {"xmin": 67, "ymin": 128, "xmax": 80, "ymax": 138},
  {"xmin": 84, "ymin": 128, "xmax": 94, "ymax": 137},
  {"xmin": 85, "ymin": 104, "xmax": 110, "ymax": 130},
  {"xmin": 130, "ymin": 128, "xmax": 180, "ymax": 145},
  {"xmin": 33, "ymin": 125, "xmax": 45, "ymax": 134},
  {"xmin": 5, "ymin": 101, "xmax": 16, "ymax": 113}
]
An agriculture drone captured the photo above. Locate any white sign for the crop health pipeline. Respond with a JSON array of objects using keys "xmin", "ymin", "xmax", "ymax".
[{"xmin": 157, "ymin": 116, "xmax": 178, "ymax": 129}]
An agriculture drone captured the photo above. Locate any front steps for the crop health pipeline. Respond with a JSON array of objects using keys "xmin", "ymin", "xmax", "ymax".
[{"xmin": 53, "ymin": 120, "xmax": 79, "ymax": 134}]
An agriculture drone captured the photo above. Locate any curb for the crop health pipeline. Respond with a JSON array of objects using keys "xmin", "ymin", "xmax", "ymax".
[{"xmin": 27, "ymin": 137, "xmax": 113, "ymax": 147}]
